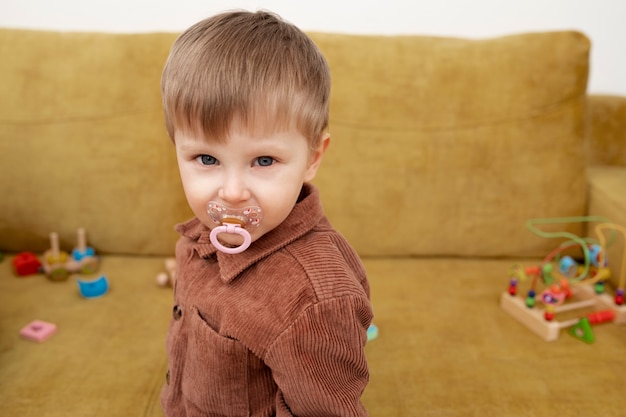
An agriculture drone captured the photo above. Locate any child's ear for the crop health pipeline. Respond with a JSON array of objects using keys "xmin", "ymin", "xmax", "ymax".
[{"xmin": 304, "ymin": 133, "xmax": 331, "ymax": 182}]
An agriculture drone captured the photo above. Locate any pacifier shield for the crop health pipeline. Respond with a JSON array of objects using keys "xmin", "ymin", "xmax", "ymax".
[
  {"xmin": 206, "ymin": 202, "xmax": 262, "ymax": 254},
  {"xmin": 207, "ymin": 202, "xmax": 262, "ymax": 229}
]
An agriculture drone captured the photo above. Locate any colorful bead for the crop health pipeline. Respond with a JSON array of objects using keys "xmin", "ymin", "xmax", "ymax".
[
  {"xmin": 594, "ymin": 281, "xmax": 605, "ymax": 294},
  {"xmin": 525, "ymin": 290, "xmax": 536, "ymax": 308},
  {"xmin": 542, "ymin": 263, "xmax": 555, "ymax": 285},
  {"xmin": 559, "ymin": 256, "xmax": 577, "ymax": 277},
  {"xmin": 544, "ymin": 305, "xmax": 555, "ymax": 321},
  {"xmin": 589, "ymin": 244, "xmax": 606, "ymax": 268},
  {"xmin": 560, "ymin": 279, "xmax": 572, "ymax": 298}
]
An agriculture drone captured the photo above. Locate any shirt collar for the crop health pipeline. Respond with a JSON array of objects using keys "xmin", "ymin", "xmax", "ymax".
[{"xmin": 176, "ymin": 183, "xmax": 324, "ymax": 283}]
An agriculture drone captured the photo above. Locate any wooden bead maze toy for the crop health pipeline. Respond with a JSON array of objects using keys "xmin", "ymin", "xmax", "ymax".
[{"xmin": 500, "ymin": 217, "xmax": 626, "ymax": 342}]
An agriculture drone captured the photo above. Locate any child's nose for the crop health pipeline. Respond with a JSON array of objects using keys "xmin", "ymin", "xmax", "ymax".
[{"xmin": 217, "ymin": 172, "xmax": 251, "ymax": 203}]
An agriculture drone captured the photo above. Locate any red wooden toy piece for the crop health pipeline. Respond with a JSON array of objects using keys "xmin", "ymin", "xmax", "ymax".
[{"xmin": 12, "ymin": 252, "xmax": 42, "ymax": 276}]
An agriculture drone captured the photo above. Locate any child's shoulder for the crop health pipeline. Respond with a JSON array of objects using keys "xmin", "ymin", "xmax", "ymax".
[{"xmin": 282, "ymin": 222, "xmax": 368, "ymax": 300}]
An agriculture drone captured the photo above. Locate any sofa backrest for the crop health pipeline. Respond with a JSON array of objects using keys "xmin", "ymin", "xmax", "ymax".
[
  {"xmin": 0, "ymin": 29, "xmax": 186, "ymax": 255},
  {"xmin": 312, "ymin": 31, "xmax": 590, "ymax": 257},
  {"xmin": 586, "ymin": 94, "xmax": 626, "ymax": 166},
  {"xmin": 0, "ymin": 29, "xmax": 590, "ymax": 257}
]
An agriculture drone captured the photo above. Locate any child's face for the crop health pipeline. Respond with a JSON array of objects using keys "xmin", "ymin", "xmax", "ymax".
[{"xmin": 175, "ymin": 123, "xmax": 329, "ymax": 247}]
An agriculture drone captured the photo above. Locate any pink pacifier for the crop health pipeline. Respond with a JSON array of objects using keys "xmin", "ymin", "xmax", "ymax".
[{"xmin": 207, "ymin": 202, "xmax": 262, "ymax": 254}]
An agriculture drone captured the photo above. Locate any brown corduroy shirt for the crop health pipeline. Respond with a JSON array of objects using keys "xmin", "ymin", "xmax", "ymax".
[{"xmin": 161, "ymin": 184, "xmax": 373, "ymax": 417}]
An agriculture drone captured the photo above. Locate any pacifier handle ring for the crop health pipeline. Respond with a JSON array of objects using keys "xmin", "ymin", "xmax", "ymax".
[{"xmin": 209, "ymin": 223, "xmax": 252, "ymax": 254}]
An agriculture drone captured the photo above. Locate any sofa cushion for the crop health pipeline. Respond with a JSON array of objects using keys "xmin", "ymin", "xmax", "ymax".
[
  {"xmin": 310, "ymin": 31, "xmax": 590, "ymax": 257},
  {"xmin": 587, "ymin": 166, "xmax": 626, "ymax": 288},
  {"xmin": 587, "ymin": 95, "xmax": 626, "ymax": 166},
  {"xmin": 0, "ymin": 29, "xmax": 188, "ymax": 256}
]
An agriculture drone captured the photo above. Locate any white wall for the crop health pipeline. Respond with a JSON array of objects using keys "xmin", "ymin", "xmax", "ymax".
[{"xmin": 1, "ymin": 0, "xmax": 625, "ymax": 95}]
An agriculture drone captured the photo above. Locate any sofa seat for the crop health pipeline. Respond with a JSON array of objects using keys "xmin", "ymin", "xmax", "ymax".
[
  {"xmin": 2, "ymin": 255, "xmax": 625, "ymax": 417},
  {"xmin": 0, "ymin": 256, "xmax": 171, "ymax": 417}
]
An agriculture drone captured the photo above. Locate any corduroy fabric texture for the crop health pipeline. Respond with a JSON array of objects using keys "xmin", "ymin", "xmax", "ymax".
[
  {"xmin": 162, "ymin": 185, "xmax": 372, "ymax": 416},
  {"xmin": 0, "ymin": 29, "xmax": 590, "ymax": 257}
]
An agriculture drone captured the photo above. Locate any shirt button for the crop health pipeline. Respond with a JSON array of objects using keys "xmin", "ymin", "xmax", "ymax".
[{"xmin": 172, "ymin": 305, "xmax": 182, "ymax": 320}]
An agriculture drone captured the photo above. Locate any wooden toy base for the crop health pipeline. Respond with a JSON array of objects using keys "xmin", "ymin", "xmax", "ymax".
[{"xmin": 500, "ymin": 285, "xmax": 626, "ymax": 341}]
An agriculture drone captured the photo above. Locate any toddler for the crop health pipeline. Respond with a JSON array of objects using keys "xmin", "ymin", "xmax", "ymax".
[{"xmin": 160, "ymin": 10, "xmax": 373, "ymax": 416}]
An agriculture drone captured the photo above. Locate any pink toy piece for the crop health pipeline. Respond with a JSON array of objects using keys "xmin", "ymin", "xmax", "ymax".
[
  {"xmin": 20, "ymin": 320, "xmax": 57, "ymax": 342},
  {"xmin": 210, "ymin": 223, "xmax": 252, "ymax": 254}
]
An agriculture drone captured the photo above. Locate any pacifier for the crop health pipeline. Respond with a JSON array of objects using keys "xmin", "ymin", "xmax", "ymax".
[{"xmin": 207, "ymin": 202, "xmax": 262, "ymax": 254}]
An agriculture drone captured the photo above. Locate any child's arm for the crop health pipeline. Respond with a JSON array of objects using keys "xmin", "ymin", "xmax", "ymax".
[{"xmin": 265, "ymin": 295, "xmax": 372, "ymax": 416}]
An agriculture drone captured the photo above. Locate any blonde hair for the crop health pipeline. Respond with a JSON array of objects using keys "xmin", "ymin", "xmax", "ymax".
[{"xmin": 161, "ymin": 10, "xmax": 331, "ymax": 150}]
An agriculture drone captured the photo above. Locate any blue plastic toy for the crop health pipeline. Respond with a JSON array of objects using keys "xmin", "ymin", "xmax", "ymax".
[{"xmin": 77, "ymin": 275, "xmax": 109, "ymax": 298}]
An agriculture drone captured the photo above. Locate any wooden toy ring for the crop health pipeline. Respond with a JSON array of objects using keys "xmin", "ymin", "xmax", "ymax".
[
  {"xmin": 210, "ymin": 223, "xmax": 252, "ymax": 254},
  {"xmin": 77, "ymin": 275, "xmax": 109, "ymax": 298}
]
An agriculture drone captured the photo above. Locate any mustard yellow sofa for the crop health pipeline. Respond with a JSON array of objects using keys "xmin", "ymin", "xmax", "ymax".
[{"xmin": 1, "ymin": 28, "xmax": 625, "ymax": 417}]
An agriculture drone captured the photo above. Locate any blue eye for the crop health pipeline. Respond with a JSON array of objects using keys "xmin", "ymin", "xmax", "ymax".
[
  {"xmin": 198, "ymin": 155, "xmax": 218, "ymax": 165},
  {"xmin": 256, "ymin": 156, "xmax": 274, "ymax": 167}
]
